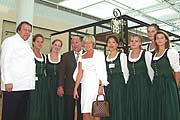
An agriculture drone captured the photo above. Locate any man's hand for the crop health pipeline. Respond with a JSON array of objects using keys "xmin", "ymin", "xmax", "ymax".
[
  {"xmin": 57, "ymin": 86, "xmax": 64, "ymax": 96},
  {"xmin": 5, "ymin": 83, "xmax": 13, "ymax": 92},
  {"xmin": 73, "ymin": 88, "xmax": 79, "ymax": 100}
]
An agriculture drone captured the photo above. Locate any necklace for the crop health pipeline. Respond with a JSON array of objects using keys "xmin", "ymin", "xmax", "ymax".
[
  {"xmin": 131, "ymin": 50, "xmax": 141, "ymax": 59},
  {"xmin": 50, "ymin": 53, "xmax": 58, "ymax": 62},
  {"xmin": 156, "ymin": 49, "xmax": 165, "ymax": 57},
  {"xmin": 109, "ymin": 51, "xmax": 118, "ymax": 59}
]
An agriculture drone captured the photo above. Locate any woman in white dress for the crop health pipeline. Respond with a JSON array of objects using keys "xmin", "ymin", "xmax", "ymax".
[{"xmin": 73, "ymin": 35, "xmax": 109, "ymax": 120}]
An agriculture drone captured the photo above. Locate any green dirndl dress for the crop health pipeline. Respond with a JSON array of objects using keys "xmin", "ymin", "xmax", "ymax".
[
  {"xmin": 26, "ymin": 54, "xmax": 49, "ymax": 120},
  {"xmin": 104, "ymin": 53, "xmax": 127, "ymax": 120},
  {"xmin": 127, "ymin": 50, "xmax": 152, "ymax": 120},
  {"xmin": 150, "ymin": 49, "xmax": 180, "ymax": 120},
  {"xmin": 46, "ymin": 55, "xmax": 64, "ymax": 120}
]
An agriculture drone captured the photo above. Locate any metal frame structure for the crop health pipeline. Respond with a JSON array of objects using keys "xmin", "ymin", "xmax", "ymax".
[
  {"xmin": 44, "ymin": 0, "xmax": 180, "ymax": 33},
  {"xmin": 51, "ymin": 15, "xmax": 180, "ymax": 53}
]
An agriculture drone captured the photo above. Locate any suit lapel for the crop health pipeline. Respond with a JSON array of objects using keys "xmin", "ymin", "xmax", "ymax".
[
  {"xmin": 71, "ymin": 50, "xmax": 85, "ymax": 66},
  {"xmin": 70, "ymin": 51, "xmax": 77, "ymax": 66}
]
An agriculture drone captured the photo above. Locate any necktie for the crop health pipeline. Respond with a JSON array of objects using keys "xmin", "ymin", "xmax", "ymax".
[{"xmin": 76, "ymin": 52, "xmax": 80, "ymax": 61}]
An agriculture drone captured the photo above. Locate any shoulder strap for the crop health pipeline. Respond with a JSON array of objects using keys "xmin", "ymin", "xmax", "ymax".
[{"xmin": 42, "ymin": 54, "xmax": 47, "ymax": 64}]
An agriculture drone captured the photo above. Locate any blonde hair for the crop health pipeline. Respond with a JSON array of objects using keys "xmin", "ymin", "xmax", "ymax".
[
  {"xmin": 130, "ymin": 35, "xmax": 143, "ymax": 49},
  {"xmin": 82, "ymin": 35, "xmax": 96, "ymax": 47}
]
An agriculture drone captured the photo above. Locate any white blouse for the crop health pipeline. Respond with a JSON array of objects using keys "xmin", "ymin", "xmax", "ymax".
[
  {"xmin": 73, "ymin": 49, "xmax": 109, "ymax": 86},
  {"xmin": 128, "ymin": 50, "xmax": 154, "ymax": 81},
  {"xmin": 35, "ymin": 53, "xmax": 45, "ymax": 62},
  {"xmin": 153, "ymin": 48, "xmax": 180, "ymax": 72},
  {"xmin": 47, "ymin": 53, "xmax": 61, "ymax": 63},
  {"xmin": 106, "ymin": 52, "xmax": 129, "ymax": 84}
]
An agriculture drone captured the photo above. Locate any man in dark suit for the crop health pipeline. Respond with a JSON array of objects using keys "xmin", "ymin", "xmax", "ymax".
[{"xmin": 57, "ymin": 35, "xmax": 82, "ymax": 120}]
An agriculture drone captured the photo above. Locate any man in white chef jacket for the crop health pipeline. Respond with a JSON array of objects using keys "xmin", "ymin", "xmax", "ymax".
[{"xmin": 1, "ymin": 21, "xmax": 36, "ymax": 120}]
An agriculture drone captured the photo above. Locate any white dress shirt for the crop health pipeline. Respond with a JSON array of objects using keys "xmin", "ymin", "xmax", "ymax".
[
  {"xmin": 1, "ymin": 33, "xmax": 36, "ymax": 91},
  {"xmin": 74, "ymin": 50, "xmax": 83, "ymax": 61}
]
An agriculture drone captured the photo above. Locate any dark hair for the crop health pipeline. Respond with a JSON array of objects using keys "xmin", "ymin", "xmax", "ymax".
[
  {"xmin": 147, "ymin": 23, "xmax": 159, "ymax": 31},
  {"xmin": 154, "ymin": 30, "xmax": 170, "ymax": 52},
  {"xmin": 32, "ymin": 34, "xmax": 44, "ymax": 47},
  {"xmin": 52, "ymin": 39, "xmax": 63, "ymax": 47},
  {"xmin": 50, "ymin": 39, "xmax": 63, "ymax": 52},
  {"xmin": 106, "ymin": 35, "xmax": 119, "ymax": 44},
  {"xmin": 32, "ymin": 34, "xmax": 44, "ymax": 42},
  {"xmin": 16, "ymin": 21, "xmax": 32, "ymax": 33}
]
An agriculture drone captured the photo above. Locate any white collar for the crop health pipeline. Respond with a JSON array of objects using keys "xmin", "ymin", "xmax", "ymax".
[
  {"xmin": 154, "ymin": 49, "xmax": 167, "ymax": 59},
  {"xmin": 15, "ymin": 33, "xmax": 27, "ymax": 43},
  {"xmin": 128, "ymin": 50, "xmax": 143, "ymax": 61},
  {"xmin": 48, "ymin": 53, "xmax": 61, "ymax": 63},
  {"xmin": 74, "ymin": 50, "xmax": 83, "ymax": 55},
  {"xmin": 34, "ymin": 53, "xmax": 44, "ymax": 62},
  {"xmin": 106, "ymin": 52, "xmax": 119, "ymax": 62}
]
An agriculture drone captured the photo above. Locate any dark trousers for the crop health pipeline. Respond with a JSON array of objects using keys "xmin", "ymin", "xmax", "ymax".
[
  {"xmin": 2, "ymin": 91, "xmax": 30, "ymax": 120},
  {"xmin": 64, "ymin": 88, "xmax": 82, "ymax": 120}
]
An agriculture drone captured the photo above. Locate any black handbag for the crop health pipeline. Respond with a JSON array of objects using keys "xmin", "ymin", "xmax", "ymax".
[{"xmin": 92, "ymin": 95, "xmax": 110, "ymax": 117}]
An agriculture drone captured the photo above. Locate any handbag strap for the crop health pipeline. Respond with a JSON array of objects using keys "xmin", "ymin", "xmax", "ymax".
[{"xmin": 96, "ymin": 94, "xmax": 105, "ymax": 101}]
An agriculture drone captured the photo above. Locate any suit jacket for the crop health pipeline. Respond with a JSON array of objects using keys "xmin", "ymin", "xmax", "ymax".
[{"xmin": 59, "ymin": 50, "xmax": 78, "ymax": 95}]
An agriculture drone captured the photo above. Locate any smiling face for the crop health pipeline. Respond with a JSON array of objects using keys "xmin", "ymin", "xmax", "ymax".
[
  {"xmin": 130, "ymin": 36, "xmax": 142, "ymax": 50},
  {"xmin": 107, "ymin": 37, "xmax": 118, "ymax": 52},
  {"xmin": 82, "ymin": 35, "xmax": 95, "ymax": 52},
  {"xmin": 18, "ymin": 23, "xmax": 32, "ymax": 41},
  {"xmin": 51, "ymin": 40, "xmax": 62, "ymax": 53},
  {"xmin": 71, "ymin": 36, "xmax": 82, "ymax": 52},
  {"xmin": 83, "ymin": 40, "xmax": 94, "ymax": 51},
  {"xmin": 154, "ymin": 31, "xmax": 170, "ymax": 51},
  {"xmin": 155, "ymin": 33, "xmax": 168, "ymax": 47},
  {"xmin": 33, "ymin": 36, "xmax": 44, "ymax": 50}
]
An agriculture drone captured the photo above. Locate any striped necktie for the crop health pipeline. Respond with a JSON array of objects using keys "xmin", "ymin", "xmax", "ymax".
[{"xmin": 76, "ymin": 52, "xmax": 80, "ymax": 61}]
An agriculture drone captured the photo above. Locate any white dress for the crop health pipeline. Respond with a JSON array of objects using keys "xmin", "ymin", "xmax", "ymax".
[{"xmin": 81, "ymin": 58, "xmax": 99, "ymax": 113}]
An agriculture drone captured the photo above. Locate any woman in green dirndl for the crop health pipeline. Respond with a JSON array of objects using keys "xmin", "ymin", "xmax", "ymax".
[
  {"xmin": 104, "ymin": 35, "xmax": 129, "ymax": 120},
  {"xmin": 26, "ymin": 34, "xmax": 49, "ymax": 120},
  {"xmin": 127, "ymin": 35, "xmax": 154, "ymax": 120},
  {"xmin": 46, "ymin": 39, "xmax": 64, "ymax": 120},
  {"xmin": 150, "ymin": 30, "xmax": 180, "ymax": 120}
]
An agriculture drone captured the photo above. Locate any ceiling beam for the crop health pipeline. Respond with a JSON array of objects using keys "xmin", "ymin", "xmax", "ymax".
[{"xmin": 162, "ymin": 0, "xmax": 180, "ymax": 15}]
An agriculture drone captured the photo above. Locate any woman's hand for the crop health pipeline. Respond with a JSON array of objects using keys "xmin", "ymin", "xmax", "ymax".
[
  {"xmin": 73, "ymin": 88, "xmax": 79, "ymax": 100},
  {"xmin": 98, "ymin": 85, "xmax": 104, "ymax": 95}
]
